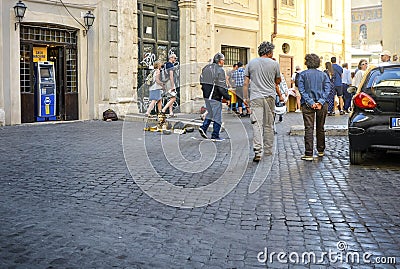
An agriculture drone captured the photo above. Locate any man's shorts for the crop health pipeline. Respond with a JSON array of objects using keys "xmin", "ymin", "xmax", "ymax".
[{"xmin": 334, "ymin": 86, "xmax": 343, "ymax": 97}]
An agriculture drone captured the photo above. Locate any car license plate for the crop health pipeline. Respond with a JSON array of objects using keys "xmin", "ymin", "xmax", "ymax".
[{"xmin": 390, "ymin": 117, "xmax": 400, "ymax": 129}]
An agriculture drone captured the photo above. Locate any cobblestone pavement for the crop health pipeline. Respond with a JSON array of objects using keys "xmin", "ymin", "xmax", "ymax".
[{"xmin": 0, "ymin": 112, "xmax": 399, "ymax": 269}]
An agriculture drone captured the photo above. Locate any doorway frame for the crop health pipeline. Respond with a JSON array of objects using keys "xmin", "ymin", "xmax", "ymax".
[{"xmin": 19, "ymin": 23, "xmax": 79, "ymax": 123}]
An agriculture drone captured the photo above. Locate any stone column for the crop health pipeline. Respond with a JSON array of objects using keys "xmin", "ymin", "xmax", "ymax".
[
  {"xmin": 100, "ymin": 0, "xmax": 138, "ymax": 117},
  {"xmin": 178, "ymin": 0, "xmax": 211, "ymax": 113}
]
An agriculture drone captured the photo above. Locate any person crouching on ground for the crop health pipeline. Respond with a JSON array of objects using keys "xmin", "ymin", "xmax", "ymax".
[
  {"xmin": 198, "ymin": 53, "xmax": 231, "ymax": 141},
  {"xmin": 297, "ymin": 53, "xmax": 331, "ymax": 161}
]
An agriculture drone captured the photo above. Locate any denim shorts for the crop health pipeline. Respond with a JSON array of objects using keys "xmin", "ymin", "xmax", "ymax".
[{"xmin": 149, "ymin": 89, "xmax": 162, "ymax": 101}]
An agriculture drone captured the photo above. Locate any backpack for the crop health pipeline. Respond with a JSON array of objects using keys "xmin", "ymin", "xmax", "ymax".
[
  {"xmin": 200, "ymin": 63, "xmax": 216, "ymax": 85},
  {"xmin": 102, "ymin": 109, "xmax": 118, "ymax": 121},
  {"xmin": 160, "ymin": 64, "xmax": 170, "ymax": 83},
  {"xmin": 294, "ymin": 72, "xmax": 300, "ymax": 87},
  {"xmin": 145, "ymin": 69, "xmax": 156, "ymax": 86}
]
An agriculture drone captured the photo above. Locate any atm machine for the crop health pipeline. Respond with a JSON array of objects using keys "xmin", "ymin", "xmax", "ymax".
[{"xmin": 35, "ymin": 61, "xmax": 57, "ymax": 121}]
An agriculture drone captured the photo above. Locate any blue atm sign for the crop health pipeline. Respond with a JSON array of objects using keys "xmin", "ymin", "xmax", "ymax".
[{"xmin": 390, "ymin": 117, "xmax": 400, "ymax": 129}]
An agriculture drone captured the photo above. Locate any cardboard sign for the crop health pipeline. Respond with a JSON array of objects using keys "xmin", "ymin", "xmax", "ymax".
[{"xmin": 279, "ymin": 74, "xmax": 289, "ymax": 95}]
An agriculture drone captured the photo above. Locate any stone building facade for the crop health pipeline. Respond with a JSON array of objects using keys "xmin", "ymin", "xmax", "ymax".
[
  {"xmin": 0, "ymin": 0, "xmax": 351, "ymax": 125},
  {"xmin": 382, "ymin": 0, "xmax": 400, "ymax": 59},
  {"xmin": 351, "ymin": 0, "xmax": 382, "ymax": 67}
]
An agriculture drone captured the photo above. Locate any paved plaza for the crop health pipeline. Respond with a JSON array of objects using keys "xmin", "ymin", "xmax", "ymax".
[{"xmin": 0, "ymin": 112, "xmax": 399, "ymax": 268}]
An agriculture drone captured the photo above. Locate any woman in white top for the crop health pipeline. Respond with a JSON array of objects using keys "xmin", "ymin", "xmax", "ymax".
[
  {"xmin": 353, "ymin": 59, "xmax": 368, "ymax": 88},
  {"xmin": 145, "ymin": 61, "xmax": 165, "ymax": 117}
]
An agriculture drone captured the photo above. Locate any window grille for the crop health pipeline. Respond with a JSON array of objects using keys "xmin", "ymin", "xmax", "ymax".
[
  {"xmin": 20, "ymin": 44, "xmax": 31, "ymax": 93},
  {"xmin": 20, "ymin": 24, "xmax": 77, "ymax": 45},
  {"xmin": 66, "ymin": 49, "xmax": 78, "ymax": 93},
  {"xmin": 221, "ymin": 46, "xmax": 248, "ymax": 66}
]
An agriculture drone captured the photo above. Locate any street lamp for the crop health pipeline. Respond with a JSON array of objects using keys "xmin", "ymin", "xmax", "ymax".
[
  {"xmin": 13, "ymin": 0, "xmax": 27, "ymax": 31},
  {"xmin": 84, "ymin": 10, "xmax": 95, "ymax": 30}
]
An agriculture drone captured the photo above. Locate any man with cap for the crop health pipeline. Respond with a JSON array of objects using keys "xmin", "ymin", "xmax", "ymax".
[
  {"xmin": 161, "ymin": 53, "xmax": 179, "ymax": 117},
  {"xmin": 380, "ymin": 50, "xmax": 391, "ymax": 63}
]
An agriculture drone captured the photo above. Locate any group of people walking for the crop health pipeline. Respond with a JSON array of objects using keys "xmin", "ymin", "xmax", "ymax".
[
  {"xmin": 147, "ymin": 42, "xmax": 386, "ymax": 162},
  {"xmin": 323, "ymin": 57, "xmax": 351, "ymax": 116},
  {"xmin": 198, "ymin": 41, "xmax": 355, "ymax": 162},
  {"xmin": 145, "ymin": 53, "xmax": 179, "ymax": 118},
  {"xmin": 198, "ymin": 42, "xmax": 284, "ymax": 159}
]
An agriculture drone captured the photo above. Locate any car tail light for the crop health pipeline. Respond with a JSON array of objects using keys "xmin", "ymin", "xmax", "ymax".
[{"xmin": 353, "ymin": 92, "xmax": 377, "ymax": 109}]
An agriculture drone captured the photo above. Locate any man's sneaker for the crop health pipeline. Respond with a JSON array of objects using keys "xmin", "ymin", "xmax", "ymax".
[
  {"xmin": 199, "ymin": 128, "xmax": 208, "ymax": 139},
  {"xmin": 253, "ymin": 154, "xmax": 262, "ymax": 162},
  {"xmin": 340, "ymin": 110, "xmax": 345, "ymax": 115},
  {"xmin": 301, "ymin": 155, "xmax": 314, "ymax": 161},
  {"xmin": 317, "ymin": 152, "xmax": 325, "ymax": 157},
  {"xmin": 211, "ymin": 137, "xmax": 225, "ymax": 142}
]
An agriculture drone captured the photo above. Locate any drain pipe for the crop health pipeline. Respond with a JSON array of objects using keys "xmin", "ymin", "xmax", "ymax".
[{"xmin": 271, "ymin": 0, "xmax": 278, "ymax": 42}]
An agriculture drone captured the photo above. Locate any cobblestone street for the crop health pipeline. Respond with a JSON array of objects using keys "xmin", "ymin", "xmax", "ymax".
[{"xmin": 0, "ymin": 112, "xmax": 399, "ymax": 268}]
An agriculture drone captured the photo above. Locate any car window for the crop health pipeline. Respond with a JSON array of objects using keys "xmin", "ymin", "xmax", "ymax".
[{"xmin": 365, "ymin": 67, "xmax": 400, "ymax": 88}]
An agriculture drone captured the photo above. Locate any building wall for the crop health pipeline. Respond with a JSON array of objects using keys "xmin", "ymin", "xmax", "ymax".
[
  {"xmin": 382, "ymin": 0, "xmax": 400, "ymax": 56},
  {"xmin": 351, "ymin": 6, "xmax": 382, "ymax": 50},
  {"xmin": 100, "ymin": 0, "xmax": 138, "ymax": 118},
  {"xmin": 1, "ymin": 0, "xmax": 351, "ymax": 125},
  {"xmin": 0, "ymin": 0, "xmax": 139, "ymax": 125},
  {"xmin": 179, "ymin": 0, "xmax": 351, "ymax": 109}
]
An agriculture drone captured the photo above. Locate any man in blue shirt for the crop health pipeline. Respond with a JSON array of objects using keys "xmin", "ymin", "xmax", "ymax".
[
  {"xmin": 331, "ymin": 57, "xmax": 344, "ymax": 115},
  {"xmin": 297, "ymin": 53, "xmax": 331, "ymax": 161},
  {"xmin": 161, "ymin": 53, "xmax": 179, "ymax": 117},
  {"xmin": 341, "ymin": 63, "xmax": 352, "ymax": 113}
]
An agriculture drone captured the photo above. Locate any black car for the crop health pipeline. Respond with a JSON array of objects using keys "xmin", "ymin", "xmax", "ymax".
[{"xmin": 348, "ymin": 63, "xmax": 400, "ymax": 164}]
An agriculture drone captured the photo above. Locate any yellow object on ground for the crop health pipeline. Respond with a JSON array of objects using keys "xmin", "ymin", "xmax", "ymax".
[{"xmin": 228, "ymin": 89, "xmax": 236, "ymax": 103}]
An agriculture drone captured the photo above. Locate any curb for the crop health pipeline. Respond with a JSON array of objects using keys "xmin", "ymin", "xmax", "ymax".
[{"xmin": 289, "ymin": 124, "xmax": 348, "ymax": 136}]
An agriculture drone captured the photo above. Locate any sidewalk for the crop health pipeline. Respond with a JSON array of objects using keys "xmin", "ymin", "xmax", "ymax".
[{"xmin": 125, "ymin": 109, "xmax": 349, "ymax": 136}]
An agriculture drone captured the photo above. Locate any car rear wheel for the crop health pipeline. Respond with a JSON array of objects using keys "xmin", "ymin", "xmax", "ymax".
[{"xmin": 350, "ymin": 147, "xmax": 363, "ymax": 165}]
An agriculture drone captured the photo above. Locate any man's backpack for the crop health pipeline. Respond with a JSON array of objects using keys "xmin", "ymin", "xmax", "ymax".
[
  {"xmin": 294, "ymin": 72, "xmax": 300, "ymax": 87},
  {"xmin": 200, "ymin": 63, "xmax": 216, "ymax": 86},
  {"xmin": 103, "ymin": 109, "xmax": 118, "ymax": 121},
  {"xmin": 160, "ymin": 64, "xmax": 170, "ymax": 83},
  {"xmin": 145, "ymin": 69, "xmax": 156, "ymax": 86}
]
